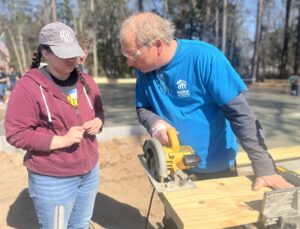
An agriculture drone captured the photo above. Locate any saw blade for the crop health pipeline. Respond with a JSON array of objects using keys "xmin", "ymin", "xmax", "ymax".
[{"xmin": 143, "ymin": 138, "xmax": 168, "ymax": 182}]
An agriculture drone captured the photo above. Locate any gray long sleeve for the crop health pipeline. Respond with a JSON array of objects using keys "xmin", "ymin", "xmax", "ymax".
[
  {"xmin": 136, "ymin": 107, "xmax": 162, "ymax": 133},
  {"xmin": 221, "ymin": 92, "xmax": 276, "ymax": 176}
]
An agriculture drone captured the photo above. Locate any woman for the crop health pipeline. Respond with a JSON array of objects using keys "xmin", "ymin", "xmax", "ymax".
[{"xmin": 4, "ymin": 22, "xmax": 104, "ymax": 229}]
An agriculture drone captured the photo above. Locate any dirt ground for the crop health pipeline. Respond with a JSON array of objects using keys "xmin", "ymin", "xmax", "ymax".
[{"xmin": 0, "ymin": 135, "xmax": 165, "ymax": 229}]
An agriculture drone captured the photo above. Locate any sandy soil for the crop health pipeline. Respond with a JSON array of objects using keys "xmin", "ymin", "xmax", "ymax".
[{"xmin": 0, "ymin": 135, "xmax": 165, "ymax": 229}]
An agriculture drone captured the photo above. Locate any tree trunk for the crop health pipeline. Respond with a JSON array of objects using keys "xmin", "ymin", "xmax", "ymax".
[
  {"xmin": 90, "ymin": 0, "xmax": 98, "ymax": 77},
  {"xmin": 294, "ymin": 6, "xmax": 300, "ymax": 75},
  {"xmin": 163, "ymin": 0, "xmax": 170, "ymax": 16},
  {"xmin": 51, "ymin": 0, "xmax": 57, "ymax": 22},
  {"xmin": 202, "ymin": 0, "xmax": 212, "ymax": 42},
  {"xmin": 251, "ymin": 0, "xmax": 263, "ymax": 82},
  {"xmin": 262, "ymin": 0, "xmax": 271, "ymax": 80},
  {"xmin": 43, "ymin": 0, "xmax": 50, "ymax": 24},
  {"xmin": 18, "ymin": 26, "xmax": 27, "ymax": 71},
  {"xmin": 221, "ymin": 0, "xmax": 227, "ymax": 54},
  {"xmin": 138, "ymin": 0, "xmax": 143, "ymax": 12},
  {"xmin": 25, "ymin": 41, "xmax": 31, "ymax": 69},
  {"xmin": 7, "ymin": 28, "xmax": 23, "ymax": 73},
  {"xmin": 229, "ymin": 5, "xmax": 237, "ymax": 62},
  {"xmin": 279, "ymin": 0, "xmax": 291, "ymax": 79},
  {"xmin": 77, "ymin": 0, "xmax": 84, "ymax": 33},
  {"xmin": 215, "ymin": 3, "xmax": 219, "ymax": 47},
  {"xmin": 73, "ymin": 15, "xmax": 78, "ymax": 34}
]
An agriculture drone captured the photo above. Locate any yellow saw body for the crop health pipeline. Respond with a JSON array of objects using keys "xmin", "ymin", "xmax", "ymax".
[
  {"xmin": 143, "ymin": 128, "xmax": 201, "ymax": 191},
  {"xmin": 162, "ymin": 128, "xmax": 200, "ymax": 174}
]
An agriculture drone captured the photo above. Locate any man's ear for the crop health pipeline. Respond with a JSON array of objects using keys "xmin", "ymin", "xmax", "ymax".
[{"xmin": 154, "ymin": 39, "xmax": 163, "ymax": 55}]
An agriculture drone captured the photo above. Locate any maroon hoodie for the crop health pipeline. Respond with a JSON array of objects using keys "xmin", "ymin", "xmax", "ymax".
[{"xmin": 4, "ymin": 69, "xmax": 105, "ymax": 176}]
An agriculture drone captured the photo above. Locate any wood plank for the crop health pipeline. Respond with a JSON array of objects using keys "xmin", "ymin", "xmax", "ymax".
[
  {"xmin": 159, "ymin": 170, "xmax": 300, "ymax": 229},
  {"xmin": 236, "ymin": 145, "xmax": 300, "ymax": 167}
]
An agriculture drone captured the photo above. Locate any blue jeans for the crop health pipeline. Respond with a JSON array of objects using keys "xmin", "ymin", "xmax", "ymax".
[
  {"xmin": 28, "ymin": 164, "xmax": 100, "ymax": 229},
  {"xmin": 0, "ymin": 83, "xmax": 7, "ymax": 101}
]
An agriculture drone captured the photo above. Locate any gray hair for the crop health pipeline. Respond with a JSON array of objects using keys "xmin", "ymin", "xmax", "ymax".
[{"xmin": 120, "ymin": 12, "xmax": 175, "ymax": 47}]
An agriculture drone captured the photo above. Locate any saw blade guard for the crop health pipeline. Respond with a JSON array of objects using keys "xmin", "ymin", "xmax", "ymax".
[{"xmin": 143, "ymin": 138, "xmax": 168, "ymax": 182}]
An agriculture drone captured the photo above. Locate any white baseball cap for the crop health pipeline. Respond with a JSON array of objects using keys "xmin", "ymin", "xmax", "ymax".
[{"xmin": 39, "ymin": 22, "xmax": 84, "ymax": 59}]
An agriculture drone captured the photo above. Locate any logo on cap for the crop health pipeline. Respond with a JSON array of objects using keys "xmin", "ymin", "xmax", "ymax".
[{"xmin": 60, "ymin": 30, "xmax": 74, "ymax": 43}]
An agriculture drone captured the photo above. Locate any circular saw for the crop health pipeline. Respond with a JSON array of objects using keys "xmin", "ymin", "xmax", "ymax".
[
  {"xmin": 143, "ymin": 137, "xmax": 168, "ymax": 183},
  {"xmin": 142, "ymin": 128, "xmax": 201, "ymax": 192}
]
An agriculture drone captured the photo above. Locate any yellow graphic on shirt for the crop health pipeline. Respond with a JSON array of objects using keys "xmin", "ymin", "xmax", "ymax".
[{"xmin": 67, "ymin": 88, "xmax": 78, "ymax": 108}]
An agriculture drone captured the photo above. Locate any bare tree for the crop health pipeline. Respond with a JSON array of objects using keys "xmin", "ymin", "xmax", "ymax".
[
  {"xmin": 279, "ymin": 0, "xmax": 291, "ymax": 78},
  {"xmin": 261, "ymin": 0, "xmax": 272, "ymax": 79},
  {"xmin": 3, "ymin": 1, "xmax": 29, "ymax": 72},
  {"xmin": 75, "ymin": 0, "xmax": 88, "ymax": 34},
  {"xmin": 221, "ymin": 0, "xmax": 227, "ymax": 53},
  {"xmin": 43, "ymin": 0, "xmax": 50, "ymax": 24},
  {"xmin": 228, "ymin": 4, "xmax": 237, "ymax": 62},
  {"xmin": 51, "ymin": 0, "xmax": 57, "ymax": 21},
  {"xmin": 251, "ymin": 0, "xmax": 263, "ymax": 82},
  {"xmin": 18, "ymin": 26, "xmax": 27, "ymax": 71},
  {"xmin": 138, "ymin": 0, "xmax": 144, "ymax": 12},
  {"xmin": 215, "ymin": 2, "xmax": 219, "ymax": 47},
  {"xmin": 294, "ymin": 4, "xmax": 300, "ymax": 74},
  {"xmin": 6, "ymin": 28, "xmax": 23, "ymax": 72},
  {"xmin": 90, "ymin": 0, "xmax": 98, "ymax": 77},
  {"xmin": 202, "ymin": 0, "xmax": 213, "ymax": 42},
  {"xmin": 162, "ymin": 0, "xmax": 170, "ymax": 16}
]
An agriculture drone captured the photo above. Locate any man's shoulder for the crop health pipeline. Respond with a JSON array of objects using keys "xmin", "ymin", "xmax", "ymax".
[
  {"xmin": 179, "ymin": 39, "xmax": 222, "ymax": 57},
  {"xmin": 179, "ymin": 39, "xmax": 216, "ymax": 48}
]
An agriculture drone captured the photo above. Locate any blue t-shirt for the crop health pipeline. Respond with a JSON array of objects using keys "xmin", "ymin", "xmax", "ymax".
[{"xmin": 136, "ymin": 39, "xmax": 247, "ymax": 173}]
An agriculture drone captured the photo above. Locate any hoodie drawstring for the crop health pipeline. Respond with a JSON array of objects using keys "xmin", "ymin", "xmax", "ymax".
[
  {"xmin": 39, "ymin": 85, "xmax": 93, "ymax": 123},
  {"xmin": 39, "ymin": 85, "xmax": 52, "ymax": 123},
  {"xmin": 83, "ymin": 87, "xmax": 94, "ymax": 110}
]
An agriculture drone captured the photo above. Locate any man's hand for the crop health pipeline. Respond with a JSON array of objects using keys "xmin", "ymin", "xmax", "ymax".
[
  {"xmin": 150, "ymin": 120, "xmax": 173, "ymax": 146},
  {"xmin": 83, "ymin": 118, "xmax": 103, "ymax": 135},
  {"xmin": 252, "ymin": 174, "xmax": 295, "ymax": 191}
]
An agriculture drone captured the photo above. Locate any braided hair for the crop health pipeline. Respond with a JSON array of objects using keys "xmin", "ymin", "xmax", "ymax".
[
  {"xmin": 72, "ymin": 65, "xmax": 91, "ymax": 94},
  {"xmin": 31, "ymin": 45, "xmax": 52, "ymax": 69},
  {"xmin": 30, "ymin": 45, "xmax": 91, "ymax": 94},
  {"xmin": 31, "ymin": 46, "xmax": 42, "ymax": 69}
]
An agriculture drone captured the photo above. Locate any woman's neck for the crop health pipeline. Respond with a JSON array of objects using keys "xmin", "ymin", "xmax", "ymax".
[{"xmin": 46, "ymin": 66, "xmax": 70, "ymax": 81}]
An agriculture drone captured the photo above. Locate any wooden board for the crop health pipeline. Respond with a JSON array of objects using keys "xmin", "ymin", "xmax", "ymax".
[
  {"xmin": 236, "ymin": 145, "xmax": 300, "ymax": 175},
  {"xmin": 159, "ymin": 170, "xmax": 300, "ymax": 229},
  {"xmin": 236, "ymin": 145, "xmax": 300, "ymax": 167}
]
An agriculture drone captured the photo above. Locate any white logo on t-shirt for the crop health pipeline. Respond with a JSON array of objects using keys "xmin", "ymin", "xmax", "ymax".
[
  {"xmin": 176, "ymin": 80, "xmax": 190, "ymax": 97},
  {"xmin": 177, "ymin": 80, "xmax": 187, "ymax": 90}
]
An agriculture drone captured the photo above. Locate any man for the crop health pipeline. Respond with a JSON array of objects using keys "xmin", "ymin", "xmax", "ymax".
[
  {"xmin": 119, "ymin": 12, "xmax": 293, "ymax": 228},
  {"xmin": 8, "ymin": 66, "xmax": 21, "ymax": 90},
  {"xmin": 0, "ymin": 66, "xmax": 8, "ymax": 104},
  {"xmin": 76, "ymin": 34, "xmax": 90, "ymax": 74}
]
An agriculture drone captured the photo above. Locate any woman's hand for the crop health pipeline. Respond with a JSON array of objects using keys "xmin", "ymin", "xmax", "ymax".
[
  {"xmin": 50, "ymin": 126, "xmax": 85, "ymax": 150},
  {"xmin": 83, "ymin": 118, "xmax": 103, "ymax": 135}
]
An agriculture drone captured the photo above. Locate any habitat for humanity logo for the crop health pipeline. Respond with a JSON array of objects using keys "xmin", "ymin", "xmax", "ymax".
[{"xmin": 176, "ymin": 80, "xmax": 190, "ymax": 97}]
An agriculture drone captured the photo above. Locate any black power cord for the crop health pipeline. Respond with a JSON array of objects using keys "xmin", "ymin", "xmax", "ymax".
[{"xmin": 145, "ymin": 187, "xmax": 156, "ymax": 229}]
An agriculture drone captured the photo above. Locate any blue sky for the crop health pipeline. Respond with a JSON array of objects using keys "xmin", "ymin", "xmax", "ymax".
[
  {"xmin": 25, "ymin": 0, "xmax": 284, "ymax": 42},
  {"xmin": 240, "ymin": 0, "xmax": 286, "ymax": 41},
  {"xmin": 241, "ymin": 0, "xmax": 257, "ymax": 40}
]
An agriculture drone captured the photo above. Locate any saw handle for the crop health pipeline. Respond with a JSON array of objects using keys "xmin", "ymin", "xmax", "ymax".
[{"xmin": 167, "ymin": 128, "xmax": 180, "ymax": 151}]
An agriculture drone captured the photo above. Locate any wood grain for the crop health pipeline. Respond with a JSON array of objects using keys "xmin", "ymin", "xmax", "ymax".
[{"xmin": 159, "ymin": 145, "xmax": 300, "ymax": 229}]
